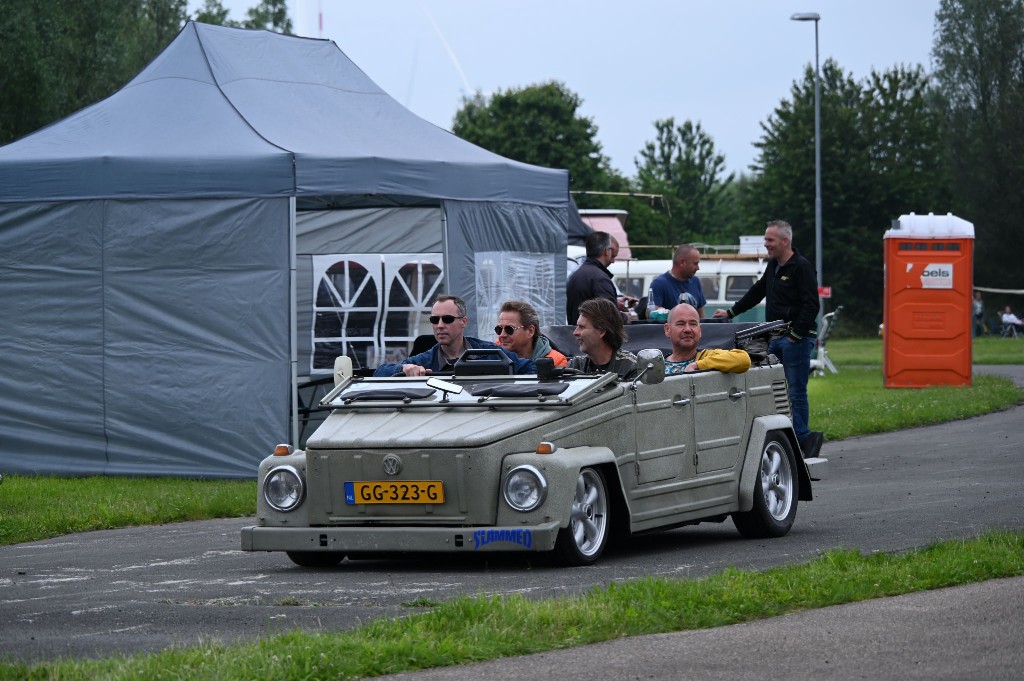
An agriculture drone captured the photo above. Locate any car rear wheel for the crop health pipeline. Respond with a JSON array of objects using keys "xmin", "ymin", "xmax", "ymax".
[
  {"xmin": 286, "ymin": 551, "xmax": 344, "ymax": 568},
  {"xmin": 733, "ymin": 432, "xmax": 798, "ymax": 538},
  {"xmin": 554, "ymin": 467, "xmax": 610, "ymax": 565}
]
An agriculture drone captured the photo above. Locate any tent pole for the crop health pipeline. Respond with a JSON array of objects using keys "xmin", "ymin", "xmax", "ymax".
[
  {"xmin": 289, "ymin": 197, "xmax": 299, "ymax": 447},
  {"xmin": 440, "ymin": 204, "xmax": 450, "ymax": 290}
]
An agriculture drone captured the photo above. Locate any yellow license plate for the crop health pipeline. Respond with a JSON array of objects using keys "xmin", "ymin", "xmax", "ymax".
[{"xmin": 345, "ymin": 480, "xmax": 444, "ymax": 505}]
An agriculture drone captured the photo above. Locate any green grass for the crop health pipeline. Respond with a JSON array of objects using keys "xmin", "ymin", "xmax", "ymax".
[
  {"xmin": 826, "ymin": 336, "xmax": 1024, "ymax": 365},
  {"xmin": 811, "ymin": 369, "xmax": 1021, "ymax": 441},
  {"xmin": 3, "ymin": 531, "xmax": 1021, "ymax": 680},
  {"xmin": 0, "ymin": 477, "xmax": 254, "ymax": 546}
]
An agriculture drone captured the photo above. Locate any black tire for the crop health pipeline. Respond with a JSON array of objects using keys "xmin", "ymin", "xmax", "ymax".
[
  {"xmin": 554, "ymin": 467, "xmax": 610, "ymax": 566},
  {"xmin": 286, "ymin": 551, "xmax": 344, "ymax": 568},
  {"xmin": 733, "ymin": 432, "xmax": 799, "ymax": 538}
]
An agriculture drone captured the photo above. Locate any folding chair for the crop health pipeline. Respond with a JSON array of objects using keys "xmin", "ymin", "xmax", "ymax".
[{"xmin": 809, "ymin": 306, "xmax": 842, "ymax": 376}]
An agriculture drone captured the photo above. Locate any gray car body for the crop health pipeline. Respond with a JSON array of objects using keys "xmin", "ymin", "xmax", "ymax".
[{"xmin": 241, "ymin": 346, "xmax": 815, "ymax": 560}]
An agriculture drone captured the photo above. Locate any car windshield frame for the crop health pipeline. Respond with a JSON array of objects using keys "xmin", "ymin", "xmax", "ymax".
[{"xmin": 319, "ymin": 372, "xmax": 620, "ymax": 411}]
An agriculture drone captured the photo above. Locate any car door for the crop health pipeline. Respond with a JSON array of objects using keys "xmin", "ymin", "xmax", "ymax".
[
  {"xmin": 632, "ymin": 375, "xmax": 697, "ymax": 485},
  {"xmin": 691, "ymin": 371, "xmax": 748, "ymax": 474}
]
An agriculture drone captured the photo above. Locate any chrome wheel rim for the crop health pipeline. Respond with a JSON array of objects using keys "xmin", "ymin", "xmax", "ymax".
[
  {"xmin": 760, "ymin": 440, "xmax": 793, "ymax": 521},
  {"xmin": 569, "ymin": 469, "xmax": 608, "ymax": 557}
]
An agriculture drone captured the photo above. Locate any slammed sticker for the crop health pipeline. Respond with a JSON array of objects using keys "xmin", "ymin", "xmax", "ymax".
[{"xmin": 473, "ymin": 528, "xmax": 533, "ymax": 550}]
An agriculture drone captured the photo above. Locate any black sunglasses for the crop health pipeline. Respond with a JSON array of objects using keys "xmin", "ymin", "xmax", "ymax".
[
  {"xmin": 494, "ymin": 324, "xmax": 525, "ymax": 336},
  {"xmin": 428, "ymin": 314, "xmax": 464, "ymax": 324}
]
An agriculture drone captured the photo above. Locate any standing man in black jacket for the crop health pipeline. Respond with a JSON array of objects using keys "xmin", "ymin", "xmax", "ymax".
[
  {"xmin": 714, "ymin": 220, "xmax": 823, "ymax": 458},
  {"xmin": 566, "ymin": 231, "xmax": 618, "ymax": 324}
]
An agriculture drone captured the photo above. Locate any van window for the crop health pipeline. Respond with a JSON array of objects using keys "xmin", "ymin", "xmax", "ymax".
[
  {"xmin": 726, "ymin": 275, "xmax": 756, "ymax": 301},
  {"xmin": 616, "ymin": 277, "xmax": 646, "ymax": 298},
  {"xmin": 698, "ymin": 275, "xmax": 720, "ymax": 300}
]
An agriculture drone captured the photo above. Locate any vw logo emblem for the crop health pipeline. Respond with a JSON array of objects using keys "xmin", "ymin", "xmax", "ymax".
[{"xmin": 382, "ymin": 454, "xmax": 403, "ymax": 476}]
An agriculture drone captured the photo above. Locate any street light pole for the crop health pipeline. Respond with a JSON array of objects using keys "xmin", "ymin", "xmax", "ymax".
[{"xmin": 791, "ymin": 12, "xmax": 823, "ymax": 320}]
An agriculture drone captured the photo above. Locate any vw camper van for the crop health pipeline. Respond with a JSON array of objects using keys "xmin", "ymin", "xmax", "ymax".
[{"xmin": 609, "ymin": 239, "xmax": 769, "ymax": 321}]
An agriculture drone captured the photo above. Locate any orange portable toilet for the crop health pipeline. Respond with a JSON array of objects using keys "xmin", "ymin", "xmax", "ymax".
[{"xmin": 883, "ymin": 213, "xmax": 974, "ymax": 388}]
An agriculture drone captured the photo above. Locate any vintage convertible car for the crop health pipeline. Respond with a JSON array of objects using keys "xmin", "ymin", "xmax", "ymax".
[{"xmin": 241, "ymin": 322, "xmax": 826, "ymax": 566}]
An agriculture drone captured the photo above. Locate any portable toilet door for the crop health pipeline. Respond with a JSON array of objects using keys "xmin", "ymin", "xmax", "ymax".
[{"xmin": 883, "ymin": 213, "xmax": 975, "ymax": 388}]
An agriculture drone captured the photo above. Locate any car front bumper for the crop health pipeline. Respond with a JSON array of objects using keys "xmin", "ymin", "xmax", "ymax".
[{"xmin": 241, "ymin": 521, "xmax": 562, "ymax": 554}]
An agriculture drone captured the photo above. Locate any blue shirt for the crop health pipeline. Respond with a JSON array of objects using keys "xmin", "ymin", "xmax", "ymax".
[{"xmin": 650, "ymin": 272, "xmax": 707, "ymax": 311}]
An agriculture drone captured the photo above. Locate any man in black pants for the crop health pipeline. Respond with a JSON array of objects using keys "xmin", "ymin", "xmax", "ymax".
[{"xmin": 714, "ymin": 220, "xmax": 824, "ymax": 458}]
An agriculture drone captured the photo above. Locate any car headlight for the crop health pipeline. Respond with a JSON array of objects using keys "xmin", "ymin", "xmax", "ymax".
[
  {"xmin": 503, "ymin": 465, "xmax": 547, "ymax": 512},
  {"xmin": 263, "ymin": 465, "xmax": 305, "ymax": 512}
]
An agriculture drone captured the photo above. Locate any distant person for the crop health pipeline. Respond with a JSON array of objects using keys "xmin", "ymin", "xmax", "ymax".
[
  {"xmin": 495, "ymin": 300, "xmax": 567, "ymax": 366},
  {"xmin": 649, "ymin": 244, "xmax": 707, "ymax": 317},
  {"xmin": 569, "ymin": 298, "xmax": 639, "ymax": 379},
  {"xmin": 713, "ymin": 220, "xmax": 822, "ymax": 458},
  {"xmin": 1001, "ymin": 306, "xmax": 1024, "ymax": 332},
  {"xmin": 374, "ymin": 295, "xmax": 534, "ymax": 376},
  {"xmin": 566, "ymin": 231, "xmax": 619, "ymax": 324},
  {"xmin": 663, "ymin": 304, "xmax": 750, "ymax": 374},
  {"xmin": 973, "ymin": 291, "xmax": 985, "ymax": 337}
]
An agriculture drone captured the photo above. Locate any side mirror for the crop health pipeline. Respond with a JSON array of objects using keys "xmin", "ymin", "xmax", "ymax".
[
  {"xmin": 334, "ymin": 355, "xmax": 353, "ymax": 386},
  {"xmin": 635, "ymin": 349, "xmax": 665, "ymax": 385}
]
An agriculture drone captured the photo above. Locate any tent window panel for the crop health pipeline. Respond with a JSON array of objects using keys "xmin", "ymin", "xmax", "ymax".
[
  {"xmin": 313, "ymin": 341, "xmax": 375, "ymax": 372},
  {"xmin": 474, "ymin": 252, "xmax": 557, "ymax": 338},
  {"xmin": 316, "ymin": 260, "xmax": 377, "ymax": 308},
  {"xmin": 314, "ymin": 310, "xmax": 345, "ymax": 337},
  {"xmin": 388, "ymin": 262, "xmax": 443, "ymax": 307},
  {"xmin": 383, "ymin": 313, "xmax": 427, "ymax": 336},
  {"xmin": 314, "ymin": 311, "xmax": 378, "ymax": 340}
]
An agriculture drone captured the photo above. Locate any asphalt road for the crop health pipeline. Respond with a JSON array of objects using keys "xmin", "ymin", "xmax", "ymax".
[{"xmin": 2, "ymin": 366, "xmax": 1022, "ymax": 668}]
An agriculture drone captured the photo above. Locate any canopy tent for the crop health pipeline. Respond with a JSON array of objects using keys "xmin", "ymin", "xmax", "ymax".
[{"xmin": 0, "ymin": 22, "xmax": 568, "ymax": 478}]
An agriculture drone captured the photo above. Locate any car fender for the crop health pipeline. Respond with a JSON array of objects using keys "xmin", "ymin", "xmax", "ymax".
[
  {"xmin": 496, "ymin": 446, "xmax": 618, "ymax": 529},
  {"xmin": 737, "ymin": 415, "xmax": 813, "ymax": 512},
  {"xmin": 253, "ymin": 451, "xmax": 311, "ymax": 528}
]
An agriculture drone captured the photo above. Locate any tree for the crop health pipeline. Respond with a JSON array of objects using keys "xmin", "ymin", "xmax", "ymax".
[
  {"xmin": 932, "ymin": 0, "xmax": 1024, "ymax": 293},
  {"xmin": 193, "ymin": 0, "xmax": 239, "ymax": 27},
  {"xmin": 745, "ymin": 60, "xmax": 950, "ymax": 333},
  {"xmin": 452, "ymin": 81, "xmax": 622, "ymax": 192},
  {"xmin": 0, "ymin": 0, "xmax": 188, "ymax": 146},
  {"xmin": 243, "ymin": 0, "xmax": 292, "ymax": 33},
  {"xmin": 0, "ymin": 1, "xmax": 293, "ymax": 147},
  {"xmin": 634, "ymin": 118, "xmax": 734, "ymax": 246}
]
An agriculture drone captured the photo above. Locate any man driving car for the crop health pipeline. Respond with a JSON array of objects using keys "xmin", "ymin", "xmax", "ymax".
[{"xmin": 374, "ymin": 295, "xmax": 534, "ymax": 377}]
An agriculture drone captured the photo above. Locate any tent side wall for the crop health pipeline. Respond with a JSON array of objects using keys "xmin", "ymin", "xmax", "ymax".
[
  {"xmin": 0, "ymin": 198, "xmax": 293, "ymax": 478},
  {"xmin": 445, "ymin": 201, "xmax": 569, "ymax": 334},
  {"xmin": 0, "ymin": 202, "xmax": 108, "ymax": 473}
]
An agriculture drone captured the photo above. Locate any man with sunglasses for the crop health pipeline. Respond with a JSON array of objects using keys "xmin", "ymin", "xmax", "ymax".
[
  {"xmin": 494, "ymin": 300, "xmax": 568, "ymax": 366},
  {"xmin": 374, "ymin": 294, "xmax": 535, "ymax": 377}
]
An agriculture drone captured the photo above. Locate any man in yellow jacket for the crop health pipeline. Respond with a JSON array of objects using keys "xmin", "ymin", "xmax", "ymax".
[{"xmin": 664, "ymin": 303, "xmax": 750, "ymax": 375}]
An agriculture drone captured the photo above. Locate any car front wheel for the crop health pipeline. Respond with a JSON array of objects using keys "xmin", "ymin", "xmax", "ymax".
[
  {"xmin": 733, "ymin": 433, "xmax": 798, "ymax": 538},
  {"xmin": 554, "ymin": 467, "xmax": 610, "ymax": 565}
]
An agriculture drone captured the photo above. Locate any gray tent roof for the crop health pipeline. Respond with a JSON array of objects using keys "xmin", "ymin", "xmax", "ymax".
[{"xmin": 0, "ymin": 22, "xmax": 567, "ymax": 205}]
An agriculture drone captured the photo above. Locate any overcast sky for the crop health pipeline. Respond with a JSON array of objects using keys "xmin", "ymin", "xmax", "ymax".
[{"xmin": 206, "ymin": 0, "xmax": 941, "ymax": 178}]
